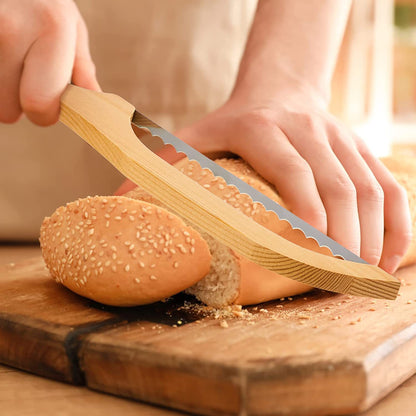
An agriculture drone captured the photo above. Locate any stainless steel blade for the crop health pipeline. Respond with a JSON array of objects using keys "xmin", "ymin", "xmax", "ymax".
[{"xmin": 132, "ymin": 111, "xmax": 366, "ymax": 264}]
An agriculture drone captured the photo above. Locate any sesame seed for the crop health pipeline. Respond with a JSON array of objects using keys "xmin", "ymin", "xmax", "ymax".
[
  {"xmin": 173, "ymin": 261, "xmax": 179, "ymax": 268},
  {"xmin": 125, "ymin": 264, "xmax": 130, "ymax": 272},
  {"xmin": 115, "ymin": 216, "xmax": 122, "ymax": 221},
  {"xmin": 134, "ymin": 278, "xmax": 141, "ymax": 284},
  {"xmin": 150, "ymin": 275, "xmax": 157, "ymax": 280},
  {"xmin": 88, "ymin": 229, "xmax": 95, "ymax": 236},
  {"xmin": 139, "ymin": 261, "xmax": 145, "ymax": 268}
]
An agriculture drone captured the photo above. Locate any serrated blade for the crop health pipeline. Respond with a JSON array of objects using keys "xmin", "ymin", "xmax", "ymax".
[{"xmin": 132, "ymin": 111, "xmax": 366, "ymax": 264}]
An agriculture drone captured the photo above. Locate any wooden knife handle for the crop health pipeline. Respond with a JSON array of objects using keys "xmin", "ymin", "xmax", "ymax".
[{"xmin": 59, "ymin": 85, "xmax": 400, "ymax": 300}]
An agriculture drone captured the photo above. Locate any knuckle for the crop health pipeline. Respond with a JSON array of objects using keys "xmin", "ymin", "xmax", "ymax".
[
  {"xmin": 293, "ymin": 112, "xmax": 319, "ymax": 134},
  {"xmin": 243, "ymin": 108, "xmax": 276, "ymax": 130},
  {"xmin": 326, "ymin": 173, "xmax": 356, "ymax": 201},
  {"xmin": 355, "ymin": 180, "xmax": 384, "ymax": 203},
  {"xmin": 279, "ymin": 154, "xmax": 311, "ymax": 175}
]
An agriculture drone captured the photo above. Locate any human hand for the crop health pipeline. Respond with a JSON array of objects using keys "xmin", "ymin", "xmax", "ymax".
[
  {"xmin": 169, "ymin": 90, "xmax": 412, "ymax": 274},
  {"xmin": 0, "ymin": 0, "xmax": 99, "ymax": 126}
]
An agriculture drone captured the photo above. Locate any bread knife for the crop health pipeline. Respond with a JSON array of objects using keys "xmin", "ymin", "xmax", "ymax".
[{"xmin": 59, "ymin": 85, "xmax": 400, "ymax": 300}]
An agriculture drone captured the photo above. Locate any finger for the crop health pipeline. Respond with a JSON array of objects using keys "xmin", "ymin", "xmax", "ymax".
[
  {"xmin": 20, "ymin": 18, "xmax": 77, "ymax": 126},
  {"xmin": 358, "ymin": 141, "xmax": 412, "ymax": 273},
  {"xmin": 283, "ymin": 128, "xmax": 361, "ymax": 255},
  {"xmin": 329, "ymin": 130, "xmax": 384, "ymax": 265},
  {"xmin": 232, "ymin": 125, "xmax": 327, "ymax": 234},
  {"xmin": 0, "ymin": 27, "xmax": 26, "ymax": 123},
  {"xmin": 72, "ymin": 17, "xmax": 101, "ymax": 91}
]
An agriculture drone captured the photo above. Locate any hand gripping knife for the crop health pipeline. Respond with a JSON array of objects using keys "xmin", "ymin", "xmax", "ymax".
[{"xmin": 59, "ymin": 85, "xmax": 401, "ymax": 300}]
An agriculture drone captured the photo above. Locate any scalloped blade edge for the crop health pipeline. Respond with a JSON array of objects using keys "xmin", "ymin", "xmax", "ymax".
[{"xmin": 132, "ymin": 111, "xmax": 366, "ymax": 264}]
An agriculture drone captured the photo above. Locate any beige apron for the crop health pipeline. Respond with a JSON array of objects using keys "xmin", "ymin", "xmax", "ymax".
[{"xmin": 0, "ymin": 0, "xmax": 257, "ymax": 241}]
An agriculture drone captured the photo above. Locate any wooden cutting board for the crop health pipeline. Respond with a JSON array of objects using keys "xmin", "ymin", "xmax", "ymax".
[{"xmin": 1, "ymin": 255, "xmax": 416, "ymax": 416}]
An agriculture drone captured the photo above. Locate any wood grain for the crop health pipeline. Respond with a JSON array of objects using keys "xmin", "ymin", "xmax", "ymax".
[
  {"xmin": 79, "ymin": 264, "xmax": 416, "ymax": 416},
  {"xmin": 0, "ymin": 364, "xmax": 183, "ymax": 416},
  {"xmin": 0, "ymin": 257, "xmax": 120, "ymax": 383},
  {"xmin": 1, "ymin": 252, "xmax": 416, "ymax": 415},
  {"xmin": 59, "ymin": 84, "xmax": 399, "ymax": 300}
]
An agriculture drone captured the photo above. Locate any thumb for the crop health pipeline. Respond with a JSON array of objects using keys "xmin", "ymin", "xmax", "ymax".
[{"xmin": 72, "ymin": 17, "xmax": 101, "ymax": 91}]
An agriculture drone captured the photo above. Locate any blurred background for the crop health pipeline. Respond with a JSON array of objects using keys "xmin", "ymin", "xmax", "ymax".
[{"xmin": 329, "ymin": 0, "xmax": 416, "ymax": 157}]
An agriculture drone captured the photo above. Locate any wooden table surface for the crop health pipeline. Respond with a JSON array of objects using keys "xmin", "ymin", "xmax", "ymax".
[{"xmin": 0, "ymin": 244, "xmax": 415, "ymax": 416}]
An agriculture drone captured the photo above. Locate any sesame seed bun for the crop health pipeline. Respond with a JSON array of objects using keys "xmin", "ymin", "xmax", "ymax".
[{"xmin": 40, "ymin": 196, "xmax": 211, "ymax": 306}]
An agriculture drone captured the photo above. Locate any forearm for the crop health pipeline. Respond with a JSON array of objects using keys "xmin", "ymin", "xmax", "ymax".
[{"xmin": 231, "ymin": 0, "xmax": 352, "ymax": 107}]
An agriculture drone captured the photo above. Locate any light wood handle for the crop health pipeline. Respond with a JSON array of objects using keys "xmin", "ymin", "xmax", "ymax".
[{"xmin": 59, "ymin": 85, "xmax": 400, "ymax": 300}]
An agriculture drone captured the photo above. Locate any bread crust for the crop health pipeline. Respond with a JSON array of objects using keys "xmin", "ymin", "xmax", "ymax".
[{"xmin": 40, "ymin": 196, "xmax": 211, "ymax": 306}]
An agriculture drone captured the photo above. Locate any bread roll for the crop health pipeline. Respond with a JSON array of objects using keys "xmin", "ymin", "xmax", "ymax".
[{"xmin": 40, "ymin": 196, "xmax": 211, "ymax": 306}]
